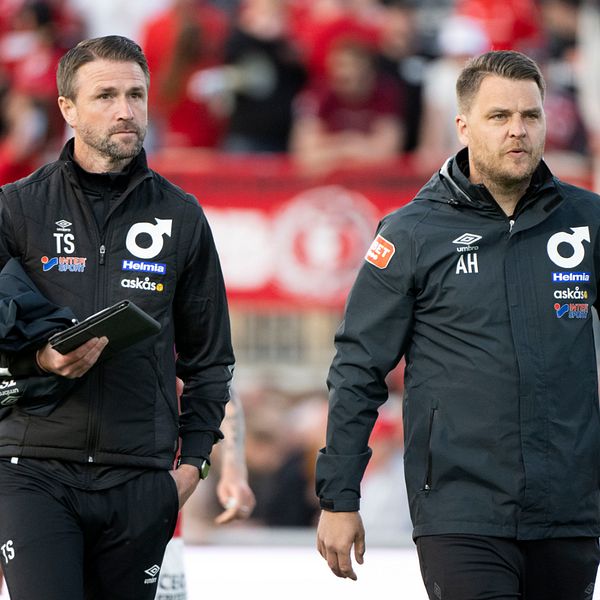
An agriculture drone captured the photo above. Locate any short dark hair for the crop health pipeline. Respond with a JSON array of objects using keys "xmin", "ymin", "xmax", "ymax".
[
  {"xmin": 57, "ymin": 35, "xmax": 150, "ymax": 99},
  {"xmin": 456, "ymin": 50, "xmax": 546, "ymax": 114}
]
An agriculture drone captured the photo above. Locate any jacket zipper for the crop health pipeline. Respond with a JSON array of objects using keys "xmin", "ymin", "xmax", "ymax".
[
  {"xmin": 64, "ymin": 163, "xmax": 150, "ymax": 466},
  {"xmin": 422, "ymin": 407, "xmax": 437, "ymax": 492},
  {"xmin": 66, "ymin": 180, "xmax": 105, "ymax": 467},
  {"xmin": 86, "ymin": 242, "xmax": 107, "ymax": 466},
  {"xmin": 85, "ymin": 177, "xmax": 148, "ymax": 463}
]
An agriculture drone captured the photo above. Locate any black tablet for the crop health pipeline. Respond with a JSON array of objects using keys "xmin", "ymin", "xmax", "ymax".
[{"xmin": 48, "ymin": 300, "xmax": 161, "ymax": 358}]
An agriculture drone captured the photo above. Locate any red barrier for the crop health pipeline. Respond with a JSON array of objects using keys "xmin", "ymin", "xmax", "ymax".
[{"xmin": 149, "ymin": 151, "xmax": 426, "ymax": 308}]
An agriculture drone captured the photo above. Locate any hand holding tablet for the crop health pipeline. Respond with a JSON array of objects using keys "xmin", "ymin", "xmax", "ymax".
[{"xmin": 48, "ymin": 300, "xmax": 161, "ymax": 359}]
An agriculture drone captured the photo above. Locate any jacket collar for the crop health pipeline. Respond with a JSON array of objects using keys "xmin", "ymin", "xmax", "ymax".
[
  {"xmin": 59, "ymin": 139, "xmax": 153, "ymax": 223},
  {"xmin": 425, "ymin": 148, "xmax": 561, "ymax": 226},
  {"xmin": 59, "ymin": 138, "xmax": 150, "ymax": 180},
  {"xmin": 445, "ymin": 147, "xmax": 556, "ymax": 214}
]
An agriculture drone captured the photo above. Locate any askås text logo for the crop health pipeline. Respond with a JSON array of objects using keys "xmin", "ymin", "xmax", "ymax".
[{"xmin": 121, "ymin": 276, "xmax": 164, "ymax": 292}]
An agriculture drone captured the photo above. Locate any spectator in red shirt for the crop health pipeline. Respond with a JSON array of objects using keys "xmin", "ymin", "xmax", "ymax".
[
  {"xmin": 289, "ymin": 0, "xmax": 384, "ymax": 85},
  {"xmin": 139, "ymin": 0, "xmax": 230, "ymax": 149},
  {"xmin": 290, "ymin": 36, "xmax": 403, "ymax": 176}
]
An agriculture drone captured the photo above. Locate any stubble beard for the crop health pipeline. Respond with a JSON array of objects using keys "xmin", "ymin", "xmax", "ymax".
[
  {"xmin": 472, "ymin": 145, "xmax": 544, "ymax": 193},
  {"xmin": 79, "ymin": 123, "xmax": 147, "ymax": 163}
]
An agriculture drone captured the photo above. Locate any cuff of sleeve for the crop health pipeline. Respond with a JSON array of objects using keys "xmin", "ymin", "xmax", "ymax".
[
  {"xmin": 315, "ymin": 446, "xmax": 372, "ymax": 512},
  {"xmin": 320, "ymin": 497, "xmax": 360, "ymax": 512},
  {"xmin": 179, "ymin": 432, "xmax": 216, "ymax": 460},
  {"xmin": 9, "ymin": 349, "xmax": 46, "ymax": 377}
]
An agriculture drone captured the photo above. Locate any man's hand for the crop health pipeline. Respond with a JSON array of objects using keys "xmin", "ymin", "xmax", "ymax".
[
  {"xmin": 214, "ymin": 463, "xmax": 256, "ymax": 525},
  {"xmin": 36, "ymin": 337, "xmax": 108, "ymax": 378},
  {"xmin": 316, "ymin": 510, "xmax": 365, "ymax": 580},
  {"xmin": 169, "ymin": 464, "xmax": 201, "ymax": 508}
]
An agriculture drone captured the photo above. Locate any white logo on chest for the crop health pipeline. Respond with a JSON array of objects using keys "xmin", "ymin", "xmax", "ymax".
[
  {"xmin": 455, "ymin": 253, "xmax": 479, "ymax": 274},
  {"xmin": 126, "ymin": 219, "xmax": 172, "ymax": 259},
  {"xmin": 547, "ymin": 227, "xmax": 590, "ymax": 269}
]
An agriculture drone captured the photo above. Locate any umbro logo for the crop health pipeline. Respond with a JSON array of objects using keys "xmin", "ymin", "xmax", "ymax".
[
  {"xmin": 55, "ymin": 219, "xmax": 72, "ymax": 230},
  {"xmin": 144, "ymin": 565, "xmax": 161, "ymax": 577},
  {"xmin": 453, "ymin": 233, "xmax": 480, "ymax": 274},
  {"xmin": 143, "ymin": 564, "xmax": 161, "ymax": 585},
  {"xmin": 453, "ymin": 233, "xmax": 482, "ymax": 245}
]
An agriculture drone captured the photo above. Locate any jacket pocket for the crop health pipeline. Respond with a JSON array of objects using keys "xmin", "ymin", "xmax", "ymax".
[
  {"xmin": 152, "ymin": 351, "xmax": 178, "ymax": 454},
  {"xmin": 422, "ymin": 406, "xmax": 437, "ymax": 492}
]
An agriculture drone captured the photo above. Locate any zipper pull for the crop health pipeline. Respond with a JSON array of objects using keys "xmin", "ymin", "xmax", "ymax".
[
  {"xmin": 509, "ymin": 219, "xmax": 515, "ymax": 232},
  {"xmin": 99, "ymin": 244, "xmax": 106, "ymax": 265}
]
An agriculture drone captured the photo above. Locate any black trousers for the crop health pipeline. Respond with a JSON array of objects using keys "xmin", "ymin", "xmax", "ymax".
[
  {"xmin": 416, "ymin": 534, "xmax": 600, "ymax": 600},
  {"xmin": 0, "ymin": 461, "xmax": 179, "ymax": 600}
]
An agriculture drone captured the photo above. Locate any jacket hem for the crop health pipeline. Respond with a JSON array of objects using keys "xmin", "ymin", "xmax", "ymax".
[
  {"xmin": 0, "ymin": 446, "xmax": 174, "ymax": 470},
  {"xmin": 412, "ymin": 521, "xmax": 600, "ymax": 540}
]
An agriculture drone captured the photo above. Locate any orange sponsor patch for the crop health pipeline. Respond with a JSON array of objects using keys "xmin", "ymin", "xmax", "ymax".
[{"xmin": 365, "ymin": 234, "xmax": 395, "ymax": 269}]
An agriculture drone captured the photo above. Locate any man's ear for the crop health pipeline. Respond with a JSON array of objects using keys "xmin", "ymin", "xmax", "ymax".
[
  {"xmin": 58, "ymin": 96, "xmax": 76, "ymax": 128},
  {"xmin": 455, "ymin": 113, "xmax": 469, "ymax": 147}
]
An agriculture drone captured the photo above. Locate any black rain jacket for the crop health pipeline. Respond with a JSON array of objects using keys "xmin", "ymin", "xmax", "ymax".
[
  {"xmin": 0, "ymin": 140, "xmax": 234, "ymax": 469},
  {"xmin": 317, "ymin": 149, "xmax": 600, "ymax": 540}
]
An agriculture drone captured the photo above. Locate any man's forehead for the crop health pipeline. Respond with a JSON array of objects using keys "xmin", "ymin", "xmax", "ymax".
[
  {"xmin": 75, "ymin": 59, "xmax": 147, "ymax": 88},
  {"xmin": 473, "ymin": 75, "xmax": 543, "ymax": 107},
  {"xmin": 477, "ymin": 75, "xmax": 541, "ymax": 96}
]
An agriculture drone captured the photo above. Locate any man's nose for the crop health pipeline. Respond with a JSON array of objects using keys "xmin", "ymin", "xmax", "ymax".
[
  {"xmin": 116, "ymin": 97, "xmax": 134, "ymax": 119},
  {"xmin": 508, "ymin": 115, "xmax": 527, "ymax": 137}
]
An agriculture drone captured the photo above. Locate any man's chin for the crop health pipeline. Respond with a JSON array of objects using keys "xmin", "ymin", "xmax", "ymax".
[
  {"xmin": 105, "ymin": 141, "xmax": 142, "ymax": 161},
  {"xmin": 499, "ymin": 158, "xmax": 539, "ymax": 183},
  {"xmin": 497, "ymin": 170, "xmax": 536, "ymax": 188}
]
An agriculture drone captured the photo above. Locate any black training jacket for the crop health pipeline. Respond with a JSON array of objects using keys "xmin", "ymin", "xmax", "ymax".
[
  {"xmin": 0, "ymin": 140, "xmax": 234, "ymax": 469},
  {"xmin": 317, "ymin": 149, "xmax": 600, "ymax": 540}
]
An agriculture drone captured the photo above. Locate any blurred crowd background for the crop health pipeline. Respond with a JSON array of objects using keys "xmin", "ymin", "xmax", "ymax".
[
  {"xmin": 1, "ymin": 0, "xmax": 598, "ymax": 182},
  {"xmin": 0, "ymin": 0, "xmax": 598, "ymax": 544}
]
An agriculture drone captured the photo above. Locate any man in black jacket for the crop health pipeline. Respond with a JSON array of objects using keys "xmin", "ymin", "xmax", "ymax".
[
  {"xmin": 0, "ymin": 36, "xmax": 234, "ymax": 600},
  {"xmin": 316, "ymin": 50, "xmax": 600, "ymax": 599}
]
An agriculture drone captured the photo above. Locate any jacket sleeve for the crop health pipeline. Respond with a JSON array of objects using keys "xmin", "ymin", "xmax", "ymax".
[
  {"xmin": 173, "ymin": 199, "xmax": 235, "ymax": 461},
  {"xmin": 0, "ymin": 189, "xmax": 41, "ymax": 376},
  {"xmin": 316, "ymin": 217, "xmax": 416, "ymax": 511},
  {"xmin": 0, "ymin": 188, "xmax": 19, "ymax": 269}
]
